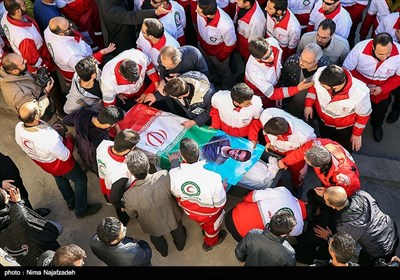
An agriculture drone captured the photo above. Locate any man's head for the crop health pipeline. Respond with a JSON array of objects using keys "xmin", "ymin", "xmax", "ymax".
[
  {"xmin": 18, "ymin": 101, "xmax": 40, "ymax": 124},
  {"xmin": 321, "ymin": 0, "xmax": 340, "ymax": 14},
  {"xmin": 97, "ymin": 106, "xmax": 124, "ymax": 127},
  {"xmin": 328, "ymin": 232, "xmax": 357, "ymax": 265},
  {"xmin": 180, "ymin": 138, "xmax": 200, "ymax": 164},
  {"xmin": 142, "ymin": 18, "xmax": 164, "ymax": 41},
  {"xmin": 150, "ymin": 0, "xmax": 167, "ymax": 9},
  {"xmin": 316, "ymin": 19, "xmax": 335, "ymax": 47},
  {"xmin": 265, "ymin": 0, "xmax": 287, "ymax": 18},
  {"xmin": 4, "ymin": 0, "xmax": 27, "ymax": 16},
  {"xmin": 231, "ymin": 83, "xmax": 254, "ymax": 107},
  {"xmin": 264, "ymin": 117, "xmax": 289, "ymax": 135},
  {"xmin": 373, "ymin": 32, "xmax": 393, "ymax": 61},
  {"xmin": 119, "ymin": 60, "xmax": 140, "ymax": 83},
  {"xmin": 159, "ymin": 46, "xmax": 182, "ymax": 70},
  {"xmin": 299, "ymin": 43, "xmax": 322, "ymax": 70},
  {"xmin": 269, "ymin": 211, "xmax": 297, "ymax": 237},
  {"xmin": 235, "ymin": 0, "xmax": 254, "ymax": 9},
  {"xmin": 52, "ymin": 244, "xmax": 86, "ymax": 267},
  {"xmin": 96, "ymin": 217, "xmax": 126, "ymax": 246},
  {"xmin": 305, "ymin": 145, "xmax": 331, "ymax": 167},
  {"xmin": 49, "ymin": 17, "xmax": 74, "ymax": 36},
  {"xmin": 126, "ymin": 150, "xmax": 150, "ymax": 180},
  {"xmin": 75, "ymin": 56, "xmax": 98, "ymax": 82},
  {"xmin": 226, "ymin": 148, "xmax": 252, "ymax": 162},
  {"xmin": 197, "ymin": 0, "xmax": 218, "ymax": 17},
  {"xmin": 164, "ymin": 77, "xmax": 189, "ymax": 98},
  {"xmin": 249, "ymin": 37, "xmax": 274, "ymax": 64},
  {"xmin": 323, "ymin": 186, "xmax": 348, "ymax": 210},
  {"xmin": 2, "ymin": 53, "xmax": 27, "ymax": 76},
  {"xmin": 113, "ymin": 129, "xmax": 140, "ymax": 154},
  {"xmin": 318, "ymin": 65, "xmax": 346, "ymax": 94}
]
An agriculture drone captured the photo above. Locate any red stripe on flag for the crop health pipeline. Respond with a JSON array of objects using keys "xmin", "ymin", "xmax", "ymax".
[{"xmin": 117, "ymin": 103, "xmax": 159, "ymax": 131}]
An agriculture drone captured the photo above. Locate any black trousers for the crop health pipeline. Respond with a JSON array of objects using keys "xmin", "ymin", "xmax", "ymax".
[
  {"xmin": 370, "ymin": 97, "xmax": 392, "ymax": 127},
  {"xmin": 224, "ymin": 208, "xmax": 243, "ymax": 242},
  {"xmin": 390, "ymin": 88, "xmax": 400, "ymax": 112},
  {"xmin": 150, "ymin": 221, "xmax": 187, "ymax": 256},
  {"xmin": 317, "ymin": 118, "xmax": 353, "ymax": 153}
]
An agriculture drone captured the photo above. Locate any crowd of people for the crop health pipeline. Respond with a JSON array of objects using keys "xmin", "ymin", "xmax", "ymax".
[{"xmin": 0, "ymin": 0, "xmax": 399, "ymax": 267}]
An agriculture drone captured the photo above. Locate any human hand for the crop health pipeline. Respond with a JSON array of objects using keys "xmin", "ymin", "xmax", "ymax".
[
  {"xmin": 135, "ymin": 93, "xmax": 147, "ymax": 103},
  {"xmin": 8, "ymin": 187, "xmax": 21, "ymax": 203},
  {"xmin": 314, "ymin": 186, "xmax": 326, "ymax": 197},
  {"xmin": 143, "ymin": 93, "xmax": 156, "ymax": 106},
  {"xmin": 251, "ymin": 140, "xmax": 258, "ymax": 149},
  {"xmin": 313, "ymin": 225, "xmax": 332, "ymax": 240},
  {"xmin": 369, "ymin": 86, "xmax": 382, "ymax": 96},
  {"xmin": 350, "ymin": 134, "xmax": 362, "ymax": 151},
  {"xmin": 100, "ymin": 43, "xmax": 116, "ymax": 55},
  {"xmin": 304, "ymin": 107, "xmax": 313, "ymax": 122},
  {"xmin": 222, "ymin": 178, "xmax": 228, "ymax": 190},
  {"xmin": 181, "ymin": 120, "xmax": 196, "ymax": 128},
  {"xmin": 44, "ymin": 77, "xmax": 54, "ymax": 94},
  {"xmin": 297, "ymin": 79, "xmax": 314, "ymax": 92},
  {"xmin": 168, "ymin": 151, "xmax": 181, "ymax": 162},
  {"xmin": 2, "ymin": 180, "xmax": 16, "ymax": 191},
  {"xmin": 278, "ymin": 160, "xmax": 288, "ymax": 170},
  {"xmin": 117, "ymin": 94, "xmax": 128, "ymax": 104}
]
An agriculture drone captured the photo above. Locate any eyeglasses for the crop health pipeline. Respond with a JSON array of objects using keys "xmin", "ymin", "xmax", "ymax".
[
  {"xmin": 322, "ymin": 0, "xmax": 337, "ymax": 6},
  {"xmin": 299, "ymin": 55, "xmax": 316, "ymax": 65},
  {"xmin": 60, "ymin": 23, "xmax": 73, "ymax": 34},
  {"xmin": 316, "ymin": 32, "xmax": 331, "ymax": 40}
]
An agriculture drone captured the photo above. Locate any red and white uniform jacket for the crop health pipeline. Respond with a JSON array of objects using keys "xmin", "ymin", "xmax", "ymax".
[
  {"xmin": 44, "ymin": 27, "xmax": 103, "ymax": 82},
  {"xmin": 169, "ymin": 161, "xmax": 226, "ymax": 217},
  {"xmin": 266, "ymin": 8, "xmax": 301, "ymax": 61},
  {"xmin": 249, "ymin": 107, "xmax": 316, "ymax": 155},
  {"xmin": 189, "ymin": 0, "xmax": 236, "ymax": 25},
  {"xmin": 341, "ymin": 0, "xmax": 368, "ymax": 25},
  {"xmin": 100, "ymin": 49, "xmax": 159, "ymax": 106},
  {"xmin": 96, "ymin": 140, "xmax": 133, "ymax": 197},
  {"xmin": 56, "ymin": 0, "xmax": 102, "ymax": 47},
  {"xmin": 1, "ymin": 12, "xmax": 55, "ymax": 72},
  {"xmin": 15, "ymin": 121, "xmax": 75, "ymax": 176},
  {"xmin": 0, "ymin": 36, "xmax": 4, "ymax": 62},
  {"xmin": 136, "ymin": 31, "xmax": 180, "ymax": 69},
  {"xmin": 376, "ymin": 12, "xmax": 400, "ymax": 43},
  {"xmin": 232, "ymin": 187, "xmax": 306, "ymax": 238},
  {"xmin": 307, "ymin": 1, "xmax": 352, "ymax": 39},
  {"xmin": 210, "ymin": 90, "xmax": 263, "ymax": 138},
  {"xmin": 306, "ymin": 66, "xmax": 371, "ymax": 136},
  {"xmin": 234, "ymin": 1, "xmax": 266, "ymax": 60},
  {"xmin": 245, "ymin": 37, "xmax": 299, "ymax": 101},
  {"xmin": 288, "ymin": 0, "xmax": 318, "ymax": 27},
  {"xmin": 359, "ymin": 0, "xmax": 395, "ymax": 40},
  {"xmin": 158, "ymin": 1, "xmax": 186, "ymax": 45},
  {"xmin": 281, "ymin": 138, "xmax": 360, "ymax": 196},
  {"xmin": 197, "ymin": 7, "xmax": 237, "ymax": 62},
  {"xmin": 343, "ymin": 39, "xmax": 400, "ymax": 104}
]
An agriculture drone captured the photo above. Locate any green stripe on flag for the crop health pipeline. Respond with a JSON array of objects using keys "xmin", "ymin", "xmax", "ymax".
[{"xmin": 158, "ymin": 126, "xmax": 218, "ymax": 169}]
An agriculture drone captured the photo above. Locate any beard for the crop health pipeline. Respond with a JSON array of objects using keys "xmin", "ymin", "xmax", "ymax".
[{"xmin": 18, "ymin": 65, "xmax": 28, "ymax": 76}]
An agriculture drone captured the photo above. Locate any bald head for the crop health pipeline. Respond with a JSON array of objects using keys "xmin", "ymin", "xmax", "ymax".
[
  {"xmin": 324, "ymin": 186, "xmax": 348, "ymax": 209},
  {"xmin": 49, "ymin": 17, "xmax": 71, "ymax": 35},
  {"xmin": 2, "ymin": 53, "xmax": 27, "ymax": 75},
  {"xmin": 18, "ymin": 101, "xmax": 39, "ymax": 124}
]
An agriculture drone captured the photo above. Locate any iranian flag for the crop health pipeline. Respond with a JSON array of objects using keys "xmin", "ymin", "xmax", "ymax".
[{"xmin": 117, "ymin": 104, "xmax": 264, "ymax": 186}]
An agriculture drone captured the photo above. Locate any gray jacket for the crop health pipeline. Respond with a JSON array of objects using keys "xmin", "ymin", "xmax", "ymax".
[
  {"xmin": 337, "ymin": 190, "xmax": 398, "ymax": 257},
  {"xmin": 123, "ymin": 170, "xmax": 183, "ymax": 236}
]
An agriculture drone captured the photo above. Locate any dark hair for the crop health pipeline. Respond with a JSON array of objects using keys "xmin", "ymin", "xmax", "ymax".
[
  {"xmin": 164, "ymin": 77, "xmax": 189, "ymax": 98},
  {"xmin": 119, "ymin": 60, "xmax": 140, "ymax": 83},
  {"xmin": 264, "ymin": 117, "xmax": 289, "ymax": 135},
  {"xmin": 270, "ymin": 0, "xmax": 287, "ymax": 12},
  {"xmin": 143, "ymin": 18, "xmax": 164, "ymax": 39},
  {"xmin": 230, "ymin": 83, "xmax": 254, "ymax": 104},
  {"xmin": 329, "ymin": 232, "xmax": 356, "ymax": 264},
  {"xmin": 18, "ymin": 102, "xmax": 39, "ymax": 123},
  {"xmin": 126, "ymin": 150, "xmax": 150, "ymax": 180},
  {"xmin": 227, "ymin": 148, "xmax": 252, "ymax": 162},
  {"xmin": 249, "ymin": 37, "xmax": 270, "ymax": 59},
  {"xmin": 97, "ymin": 106, "xmax": 124, "ymax": 126},
  {"xmin": 4, "ymin": 0, "xmax": 20, "ymax": 16},
  {"xmin": 269, "ymin": 211, "xmax": 297, "ymax": 236},
  {"xmin": 113, "ymin": 129, "xmax": 140, "ymax": 153},
  {"xmin": 1, "ymin": 53, "xmax": 19, "ymax": 74},
  {"xmin": 373, "ymin": 32, "xmax": 393, "ymax": 48},
  {"xmin": 319, "ymin": 65, "xmax": 346, "ymax": 87},
  {"xmin": 198, "ymin": 0, "xmax": 218, "ymax": 16},
  {"xmin": 318, "ymin": 18, "xmax": 336, "ymax": 35},
  {"xmin": 75, "ymin": 56, "xmax": 97, "ymax": 82},
  {"xmin": 52, "ymin": 244, "xmax": 86, "ymax": 266},
  {"xmin": 96, "ymin": 217, "xmax": 122, "ymax": 246},
  {"xmin": 180, "ymin": 138, "xmax": 199, "ymax": 163}
]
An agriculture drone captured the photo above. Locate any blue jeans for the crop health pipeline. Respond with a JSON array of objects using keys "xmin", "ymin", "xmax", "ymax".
[{"xmin": 54, "ymin": 162, "xmax": 88, "ymax": 214}]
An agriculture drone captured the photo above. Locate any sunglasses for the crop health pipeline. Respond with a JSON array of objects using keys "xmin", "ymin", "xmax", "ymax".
[{"xmin": 322, "ymin": 0, "xmax": 337, "ymax": 6}]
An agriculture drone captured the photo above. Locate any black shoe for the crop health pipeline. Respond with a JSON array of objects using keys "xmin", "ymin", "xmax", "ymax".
[
  {"xmin": 67, "ymin": 204, "xmax": 75, "ymax": 210},
  {"xmin": 76, "ymin": 203, "xmax": 102, "ymax": 218},
  {"xmin": 202, "ymin": 230, "xmax": 227, "ymax": 252},
  {"xmin": 387, "ymin": 110, "xmax": 400, "ymax": 123},
  {"xmin": 34, "ymin": 208, "xmax": 51, "ymax": 217},
  {"xmin": 373, "ymin": 126, "xmax": 383, "ymax": 142}
]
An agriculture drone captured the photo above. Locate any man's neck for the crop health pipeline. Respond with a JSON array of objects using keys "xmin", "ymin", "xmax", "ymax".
[{"xmin": 11, "ymin": 14, "xmax": 24, "ymax": 21}]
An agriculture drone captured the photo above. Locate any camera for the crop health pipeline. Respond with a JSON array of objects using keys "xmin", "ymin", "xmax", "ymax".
[
  {"xmin": 375, "ymin": 258, "xmax": 400, "ymax": 267},
  {"xmin": 35, "ymin": 67, "xmax": 50, "ymax": 88}
]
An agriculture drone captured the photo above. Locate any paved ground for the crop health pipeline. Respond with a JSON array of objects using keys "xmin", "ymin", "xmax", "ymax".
[{"xmin": 1, "ymin": 88, "xmax": 400, "ymax": 267}]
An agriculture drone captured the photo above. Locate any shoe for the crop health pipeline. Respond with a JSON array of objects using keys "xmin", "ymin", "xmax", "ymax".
[
  {"xmin": 202, "ymin": 230, "xmax": 227, "ymax": 252},
  {"xmin": 34, "ymin": 208, "xmax": 51, "ymax": 217},
  {"xmin": 159, "ymin": 250, "xmax": 168, "ymax": 257},
  {"xmin": 387, "ymin": 110, "xmax": 400, "ymax": 123},
  {"xmin": 76, "ymin": 203, "xmax": 102, "ymax": 218},
  {"xmin": 67, "ymin": 204, "xmax": 75, "ymax": 210},
  {"xmin": 373, "ymin": 126, "xmax": 383, "ymax": 142}
]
